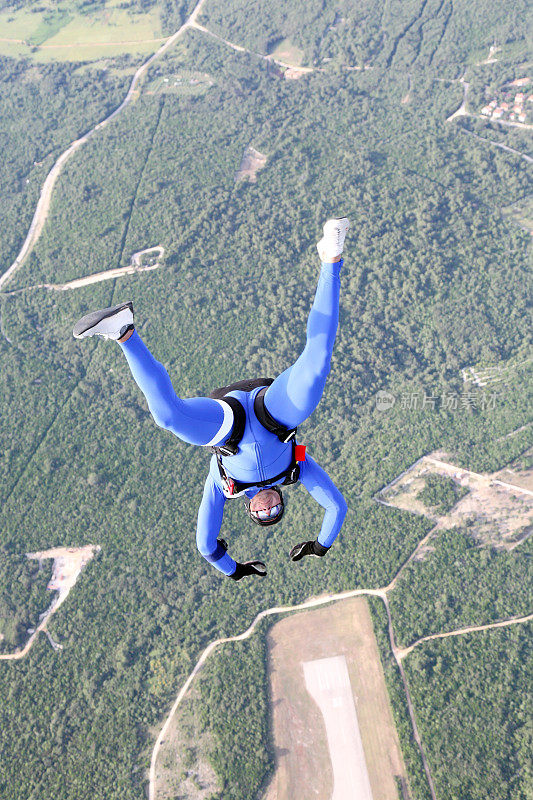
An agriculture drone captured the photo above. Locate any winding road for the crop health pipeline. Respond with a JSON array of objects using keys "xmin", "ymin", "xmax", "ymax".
[
  {"xmin": 2, "ymin": 246, "xmax": 164, "ymax": 296},
  {"xmin": 148, "ymin": 488, "xmax": 532, "ymax": 800},
  {"xmin": 459, "ymin": 127, "xmax": 533, "ymax": 164},
  {"xmin": 0, "ymin": 0, "xmax": 319, "ymax": 294},
  {"xmin": 396, "ymin": 612, "xmax": 533, "ymax": 660},
  {"xmin": 0, "ymin": 0, "xmax": 208, "ymax": 292},
  {"xmin": 189, "ymin": 21, "xmax": 316, "ymax": 74},
  {"xmin": 446, "ymin": 71, "xmax": 469, "ymax": 121}
]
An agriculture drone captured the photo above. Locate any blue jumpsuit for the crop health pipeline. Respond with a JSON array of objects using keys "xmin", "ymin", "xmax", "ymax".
[{"xmin": 119, "ymin": 260, "xmax": 347, "ymax": 576}]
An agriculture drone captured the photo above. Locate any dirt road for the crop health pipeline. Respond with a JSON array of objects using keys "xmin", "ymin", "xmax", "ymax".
[
  {"xmin": 0, "ymin": 0, "xmax": 208, "ymax": 291},
  {"xmin": 446, "ymin": 73, "xmax": 469, "ymax": 121},
  {"xmin": 148, "ymin": 586, "xmax": 385, "ymax": 800},
  {"xmin": 189, "ymin": 22, "xmax": 316, "ymax": 74},
  {"xmin": 3, "ymin": 246, "xmax": 164, "ymax": 296},
  {"xmin": 149, "ymin": 449, "xmax": 533, "ymax": 799},
  {"xmin": 149, "ymin": 566, "xmax": 533, "ymax": 800},
  {"xmin": 459, "ymin": 127, "xmax": 533, "ymax": 164},
  {"xmin": 397, "ymin": 612, "xmax": 533, "ymax": 660}
]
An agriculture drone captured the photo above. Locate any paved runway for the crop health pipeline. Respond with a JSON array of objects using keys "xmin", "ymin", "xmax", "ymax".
[{"xmin": 303, "ymin": 655, "xmax": 374, "ymax": 800}]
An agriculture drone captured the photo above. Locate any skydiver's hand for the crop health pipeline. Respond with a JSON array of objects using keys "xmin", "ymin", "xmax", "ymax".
[
  {"xmin": 289, "ymin": 540, "xmax": 330, "ymax": 562},
  {"xmin": 229, "ymin": 561, "xmax": 267, "ymax": 581}
]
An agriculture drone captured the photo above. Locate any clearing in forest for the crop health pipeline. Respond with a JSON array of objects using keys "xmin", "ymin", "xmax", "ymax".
[
  {"xmin": 377, "ymin": 450, "xmax": 533, "ymax": 550},
  {"xmin": 502, "ymin": 195, "xmax": 533, "ymax": 234},
  {"xmin": 146, "ymin": 71, "xmax": 214, "ymax": 96},
  {"xmin": 267, "ymin": 37, "xmax": 305, "ymax": 66},
  {"xmin": 234, "ymin": 146, "xmax": 267, "ymax": 183},
  {"xmin": 264, "ymin": 597, "xmax": 408, "ymax": 800},
  {"xmin": 0, "ymin": 545, "xmax": 100, "ymax": 661}
]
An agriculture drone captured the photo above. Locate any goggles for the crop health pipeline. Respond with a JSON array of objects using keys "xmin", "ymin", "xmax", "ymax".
[{"xmin": 250, "ymin": 502, "xmax": 283, "ymax": 521}]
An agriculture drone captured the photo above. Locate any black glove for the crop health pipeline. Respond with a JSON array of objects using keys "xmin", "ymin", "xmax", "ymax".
[
  {"xmin": 218, "ymin": 539, "xmax": 267, "ymax": 581},
  {"xmin": 289, "ymin": 540, "xmax": 330, "ymax": 562},
  {"xmin": 229, "ymin": 561, "xmax": 267, "ymax": 581}
]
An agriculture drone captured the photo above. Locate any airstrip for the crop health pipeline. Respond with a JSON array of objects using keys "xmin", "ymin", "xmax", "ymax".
[{"xmin": 264, "ymin": 597, "xmax": 408, "ymax": 800}]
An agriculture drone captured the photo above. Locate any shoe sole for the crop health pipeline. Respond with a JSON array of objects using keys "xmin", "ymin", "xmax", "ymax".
[
  {"xmin": 73, "ymin": 301, "xmax": 133, "ymax": 339},
  {"xmin": 318, "ymin": 218, "xmax": 350, "ymax": 261},
  {"xmin": 323, "ymin": 217, "xmax": 350, "ymax": 236}
]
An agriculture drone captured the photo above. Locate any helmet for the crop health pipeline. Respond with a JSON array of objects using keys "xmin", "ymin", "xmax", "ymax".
[{"xmin": 244, "ymin": 488, "xmax": 285, "ymax": 526}]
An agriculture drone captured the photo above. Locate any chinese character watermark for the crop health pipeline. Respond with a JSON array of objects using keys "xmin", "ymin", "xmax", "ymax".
[{"xmin": 375, "ymin": 389, "xmax": 501, "ymax": 412}]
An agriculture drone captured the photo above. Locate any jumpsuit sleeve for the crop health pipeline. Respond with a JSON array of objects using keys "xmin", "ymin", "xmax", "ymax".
[
  {"xmin": 196, "ymin": 472, "xmax": 237, "ymax": 576},
  {"xmin": 298, "ymin": 454, "xmax": 348, "ymax": 548}
]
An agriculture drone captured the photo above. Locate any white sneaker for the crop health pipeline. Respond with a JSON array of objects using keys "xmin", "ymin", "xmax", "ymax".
[
  {"xmin": 317, "ymin": 217, "xmax": 350, "ymax": 261},
  {"xmin": 73, "ymin": 302, "xmax": 134, "ymax": 340}
]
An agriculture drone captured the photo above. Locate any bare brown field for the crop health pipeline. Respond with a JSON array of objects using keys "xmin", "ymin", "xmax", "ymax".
[
  {"xmin": 438, "ymin": 482, "xmax": 532, "ymax": 548},
  {"xmin": 378, "ymin": 452, "xmax": 533, "ymax": 550},
  {"xmin": 264, "ymin": 597, "xmax": 407, "ymax": 800},
  {"xmin": 493, "ymin": 446, "xmax": 533, "ymax": 493},
  {"xmin": 235, "ymin": 145, "xmax": 267, "ymax": 182}
]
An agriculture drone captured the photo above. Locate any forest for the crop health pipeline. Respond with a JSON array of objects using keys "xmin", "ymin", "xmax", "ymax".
[
  {"xmin": 0, "ymin": 56, "xmax": 132, "ymax": 270},
  {"xmin": 369, "ymin": 599, "xmax": 532, "ymax": 800},
  {"xmin": 0, "ymin": 0, "xmax": 531, "ymax": 798},
  {"xmin": 404, "ymin": 622, "xmax": 532, "ymax": 800},
  {"xmin": 0, "ymin": 552, "xmax": 52, "ymax": 652},
  {"xmin": 417, "ymin": 474, "xmax": 469, "ymax": 514},
  {"xmin": 199, "ymin": 0, "xmax": 530, "ymax": 73}
]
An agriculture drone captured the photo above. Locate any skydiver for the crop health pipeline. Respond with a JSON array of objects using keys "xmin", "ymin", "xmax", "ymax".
[{"xmin": 73, "ymin": 218, "xmax": 349, "ymax": 580}]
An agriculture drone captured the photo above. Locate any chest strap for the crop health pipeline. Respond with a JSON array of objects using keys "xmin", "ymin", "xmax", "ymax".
[{"xmin": 215, "ymin": 440, "xmax": 301, "ymax": 496}]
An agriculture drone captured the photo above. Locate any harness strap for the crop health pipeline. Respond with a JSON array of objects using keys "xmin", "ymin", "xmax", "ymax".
[
  {"xmin": 211, "ymin": 383, "xmax": 296, "ymax": 457},
  {"xmin": 209, "ymin": 377, "xmax": 273, "ymax": 399},
  {"xmin": 211, "ymin": 396, "xmax": 246, "ymax": 456},
  {"xmin": 254, "ymin": 387, "xmax": 297, "ymax": 443},
  {"xmin": 216, "ymin": 440, "xmax": 301, "ymax": 496}
]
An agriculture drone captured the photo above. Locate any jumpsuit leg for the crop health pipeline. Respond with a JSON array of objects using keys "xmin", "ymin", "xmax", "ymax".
[
  {"xmin": 119, "ymin": 330, "xmax": 231, "ymax": 446},
  {"xmin": 264, "ymin": 260, "xmax": 342, "ymax": 429}
]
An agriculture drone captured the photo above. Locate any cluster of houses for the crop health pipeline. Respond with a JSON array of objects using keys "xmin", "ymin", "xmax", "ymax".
[{"xmin": 480, "ymin": 76, "xmax": 532, "ymax": 124}]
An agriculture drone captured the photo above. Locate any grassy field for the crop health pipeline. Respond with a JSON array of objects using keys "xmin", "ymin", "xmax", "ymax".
[
  {"xmin": 267, "ymin": 37, "xmax": 304, "ymax": 65},
  {"xmin": 265, "ymin": 598, "xmax": 408, "ymax": 800},
  {"xmin": 0, "ymin": 0, "xmax": 164, "ymax": 61}
]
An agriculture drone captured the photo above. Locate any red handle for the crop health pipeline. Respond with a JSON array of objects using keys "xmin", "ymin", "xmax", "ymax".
[{"xmin": 294, "ymin": 444, "xmax": 306, "ymax": 462}]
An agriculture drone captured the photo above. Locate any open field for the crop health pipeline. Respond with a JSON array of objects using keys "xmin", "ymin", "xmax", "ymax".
[
  {"xmin": 377, "ymin": 451, "xmax": 533, "ymax": 550},
  {"xmin": 0, "ymin": 2, "xmax": 163, "ymax": 61},
  {"xmin": 235, "ymin": 145, "xmax": 267, "ymax": 183},
  {"xmin": 267, "ymin": 38, "xmax": 304, "ymax": 66},
  {"xmin": 146, "ymin": 71, "xmax": 214, "ymax": 97},
  {"xmin": 264, "ymin": 597, "xmax": 408, "ymax": 800},
  {"xmin": 493, "ymin": 446, "xmax": 533, "ymax": 493}
]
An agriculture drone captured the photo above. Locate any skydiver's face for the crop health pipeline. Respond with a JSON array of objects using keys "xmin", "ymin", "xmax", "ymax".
[{"xmin": 249, "ymin": 488, "xmax": 281, "ymax": 514}]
